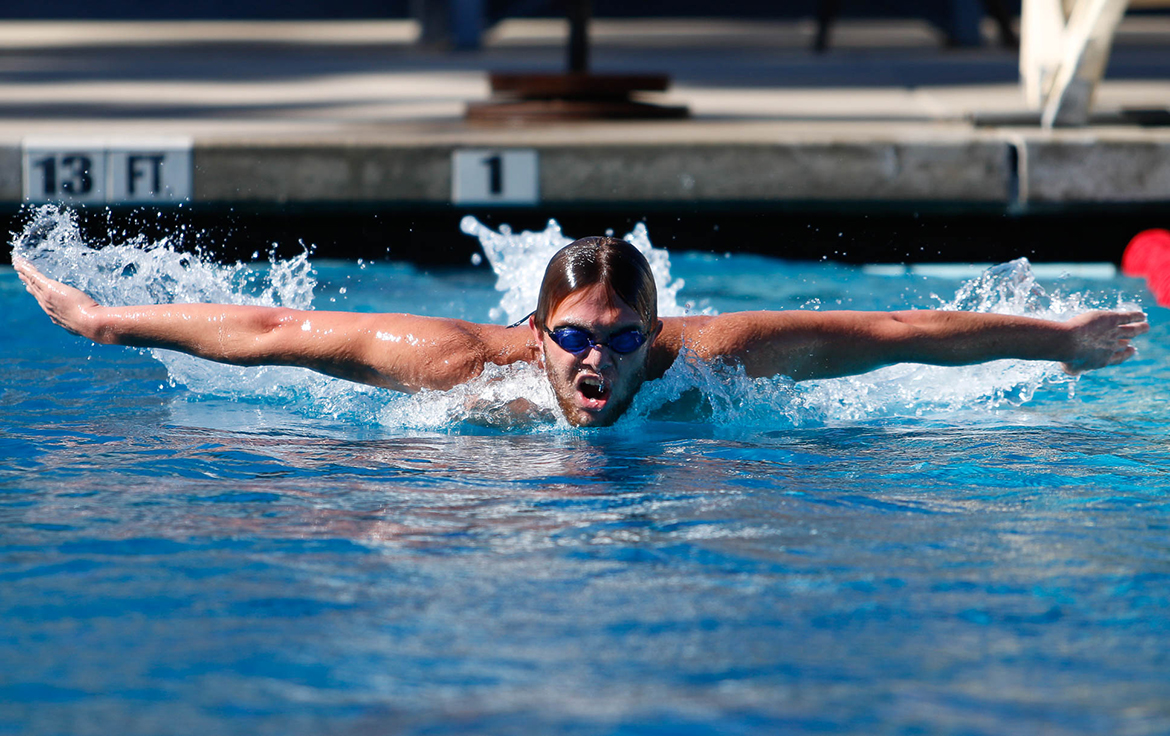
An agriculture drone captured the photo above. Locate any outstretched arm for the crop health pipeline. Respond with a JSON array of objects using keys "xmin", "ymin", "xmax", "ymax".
[
  {"xmin": 14, "ymin": 258, "xmax": 517, "ymax": 392},
  {"xmin": 684, "ymin": 308, "xmax": 1148, "ymax": 381}
]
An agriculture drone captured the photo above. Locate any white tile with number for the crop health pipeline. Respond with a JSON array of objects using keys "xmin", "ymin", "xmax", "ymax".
[
  {"xmin": 451, "ymin": 149, "xmax": 538, "ymax": 205},
  {"xmin": 23, "ymin": 137, "xmax": 193, "ymax": 205}
]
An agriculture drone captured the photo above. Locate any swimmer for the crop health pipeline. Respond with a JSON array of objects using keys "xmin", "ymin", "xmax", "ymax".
[{"xmin": 13, "ymin": 237, "xmax": 1149, "ymax": 427}]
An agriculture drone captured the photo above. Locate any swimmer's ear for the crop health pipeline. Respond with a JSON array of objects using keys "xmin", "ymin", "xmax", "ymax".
[
  {"xmin": 529, "ymin": 313, "xmax": 545, "ymax": 366},
  {"xmin": 649, "ymin": 319, "xmax": 664, "ymax": 342}
]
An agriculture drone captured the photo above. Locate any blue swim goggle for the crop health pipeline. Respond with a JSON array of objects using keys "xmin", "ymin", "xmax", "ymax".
[{"xmin": 544, "ymin": 325, "xmax": 647, "ymax": 355}]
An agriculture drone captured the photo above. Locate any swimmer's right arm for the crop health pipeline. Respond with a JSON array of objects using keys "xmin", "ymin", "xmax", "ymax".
[
  {"xmin": 14, "ymin": 259, "xmax": 514, "ymax": 393},
  {"xmin": 680, "ymin": 307, "xmax": 1149, "ymax": 380}
]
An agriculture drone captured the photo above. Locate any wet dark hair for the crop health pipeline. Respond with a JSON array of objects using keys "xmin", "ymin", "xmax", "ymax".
[{"xmin": 535, "ymin": 237, "xmax": 658, "ymax": 329}]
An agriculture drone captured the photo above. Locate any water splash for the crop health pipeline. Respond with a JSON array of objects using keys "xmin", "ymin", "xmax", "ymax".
[
  {"xmin": 10, "ymin": 206, "xmax": 1135, "ymax": 432},
  {"xmin": 460, "ymin": 216, "xmax": 691, "ymax": 325},
  {"xmin": 947, "ymin": 258, "xmax": 1053, "ymax": 315},
  {"xmin": 10, "ymin": 205, "xmax": 346, "ymax": 407},
  {"xmin": 12, "ymin": 205, "xmax": 315, "ymax": 309},
  {"xmin": 794, "ymin": 256, "xmax": 1147, "ymax": 425},
  {"xmin": 379, "ymin": 361, "xmax": 562, "ymax": 431},
  {"xmin": 629, "ymin": 349, "xmax": 810, "ymax": 427}
]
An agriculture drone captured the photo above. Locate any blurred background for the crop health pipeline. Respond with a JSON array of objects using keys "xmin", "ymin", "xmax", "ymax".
[{"xmin": 1, "ymin": 0, "xmax": 1167, "ymax": 264}]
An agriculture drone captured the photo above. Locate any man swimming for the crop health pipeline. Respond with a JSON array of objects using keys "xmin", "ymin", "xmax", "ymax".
[{"xmin": 14, "ymin": 236, "xmax": 1149, "ymax": 427}]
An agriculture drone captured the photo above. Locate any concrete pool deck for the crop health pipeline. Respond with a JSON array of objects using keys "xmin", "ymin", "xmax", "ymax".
[{"xmin": 0, "ymin": 17, "xmax": 1168, "ymax": 212}]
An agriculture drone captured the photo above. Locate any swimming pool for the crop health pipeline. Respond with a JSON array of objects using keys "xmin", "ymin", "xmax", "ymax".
[{"xmin": 3, "ymin": 207, "xmax": 1168, "ymax": 735}]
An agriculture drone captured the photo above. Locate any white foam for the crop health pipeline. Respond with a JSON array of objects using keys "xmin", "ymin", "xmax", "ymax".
[
  {"xmin": 459, "ymin": 216, "xmax": 693, "ymax": 325},
  {"xmin": 864, "ymin": 263, "xmax": 1118, "ymax": 280}
]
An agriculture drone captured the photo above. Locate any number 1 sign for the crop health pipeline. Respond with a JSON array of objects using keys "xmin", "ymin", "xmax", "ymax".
[{"xmin": 451, "ymin": 149, "xmax": 539, "ymax": 205}]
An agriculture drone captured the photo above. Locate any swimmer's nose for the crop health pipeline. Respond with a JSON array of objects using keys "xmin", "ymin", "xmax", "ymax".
[{"xmin": 580, "ymin": 343, "xmax": 612, "ymax": 369}]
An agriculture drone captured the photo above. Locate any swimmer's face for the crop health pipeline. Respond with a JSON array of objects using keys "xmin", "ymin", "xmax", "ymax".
[{"xmin": 532, "ymin": 283, "xmax": 661, "ymax": 427}]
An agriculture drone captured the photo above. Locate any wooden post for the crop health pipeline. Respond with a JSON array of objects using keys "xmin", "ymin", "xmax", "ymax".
[{"xmin": 465, "ymin": 0, "xmax": 688, "ymax": 122}]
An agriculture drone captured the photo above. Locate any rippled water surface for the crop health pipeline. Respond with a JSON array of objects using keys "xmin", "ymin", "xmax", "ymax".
[{"xmin": 2, "ymin": 211, "xmax": 1169, "ymax": 735}]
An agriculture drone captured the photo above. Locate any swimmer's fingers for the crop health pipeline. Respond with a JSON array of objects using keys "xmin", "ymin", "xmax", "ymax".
[
  {"xmin": 1078, "ymin": 310, "xmax": 1149, "ymax": 340},
  {"xmin": 1111, "ymin": 344, "xmax": 1138, "ymax": 365},
  {"xmin": 13, "ymin": 257, "xmax": 58, "ymax": 299},
  {"xmin": 1094, "ymin": 341, "xmax": 1137, "ymax": 368},
  {"xmin": 12, "ymin": 256, "xmax": 38, "ymax": 290},
  {"xmin": 12, "ymin": 258, "xmax": 100, "ymax": 337},
  {"xmin": 1104, "ymin": 314, "xmax": 1148, "ymax": 351},
  {"xmin": 1108, "ymin": 310, "xmax": 1149, "ymax": 336},
  {"xmin": 1062, "ymin": 346, "xmax": 1136, "ymax": 374},
  {"xmin": 1060, "ymin": 310, "xmax": 1149, "ymax": 374},
  {"xmin": 14, "ymin": 257, "xmax": 50, "ymax": 302},
  {"xmin": 1082, "ymin": 309, "xmax": 1148, "ymax": 331},
  {"xmin": 1117, "ymin": 319, "xmax": 1149, "ymax": 338},
  {"xmin": 12, "ymin": 256, "xmax": 47, "ymax": 280}
]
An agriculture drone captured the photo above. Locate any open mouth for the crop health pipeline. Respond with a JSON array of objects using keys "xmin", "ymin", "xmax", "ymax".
[{"xmin": 576, "ymin": 375, "xmax": 611, "ymax": 409}]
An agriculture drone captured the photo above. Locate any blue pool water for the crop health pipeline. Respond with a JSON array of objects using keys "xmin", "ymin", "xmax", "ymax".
[{"xmin": 2, "ymin": 208, "xmax": 1169, "ymax": 735}]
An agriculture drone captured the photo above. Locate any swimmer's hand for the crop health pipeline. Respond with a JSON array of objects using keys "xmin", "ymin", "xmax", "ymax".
[
  {"xmin": 14, "ymin": 258, "xmax": 104, "ymax": 341},
  {"xmin": 1060, "ymin": 310, "xmax": 1149, "ymax": 375}
]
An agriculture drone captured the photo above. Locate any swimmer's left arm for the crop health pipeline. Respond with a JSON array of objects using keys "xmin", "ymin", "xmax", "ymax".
[
  {"xmin": 689, "ymin": 309, "xmax": 1149, "ymax": 381},
  {"xmin": 14, "ymin": 258, "xmax": 503, "ymax": 392}
]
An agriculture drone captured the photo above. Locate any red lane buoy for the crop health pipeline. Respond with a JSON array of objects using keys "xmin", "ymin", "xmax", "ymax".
[
  {"xmin": 1122, "ymin": 229, "xmax": 1170, "ymax": 306},
  {"xmin": 1149, "ymin": 266, "xmax": 1170, "ymax": 308},
  {"xmin": 1121, "ymin": 228, "xmax": 1170, "ymax": 278}
]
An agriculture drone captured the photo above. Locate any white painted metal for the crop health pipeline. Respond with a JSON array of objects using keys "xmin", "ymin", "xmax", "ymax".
[
  {"xmin": 1020, "ymin": 0, "xmax": 1069, "ymax": 109},
  {"xmin": 1040, "ymin": 0, "xmax": 1130, "ymax": 127}
]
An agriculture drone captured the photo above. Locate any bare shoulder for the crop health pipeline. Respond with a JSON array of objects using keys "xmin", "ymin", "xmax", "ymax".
[
  {"xmin": 475, "ymin": 322, "xmax": 540, "ymax": 367},
  {"xmin": 646, "ymin": 316, "xmax": 710, "ymax": 378}
]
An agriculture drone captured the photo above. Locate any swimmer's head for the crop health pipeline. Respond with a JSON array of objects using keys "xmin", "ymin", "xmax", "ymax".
[
  {"xmin": 531, "ymin": 237, "xmax": 662, "ymax": 428},
  {"xmin": 534, "ymin": 237, "xmax": 657, "ymax": 331}
]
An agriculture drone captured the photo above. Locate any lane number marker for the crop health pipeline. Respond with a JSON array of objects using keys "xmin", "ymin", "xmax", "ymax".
[
  {"xmin": 452, "ymin": 149, "xmax": 538, "ymax": 205},
  {"xmin": 23, "ymin": 137, "xmax": 193, "ymax": 204}
]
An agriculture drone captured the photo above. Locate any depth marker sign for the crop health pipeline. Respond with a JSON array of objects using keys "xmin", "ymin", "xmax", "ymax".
[
  {"xmin": 23, "ymin": 137, "xmax": 193, "ymax": 204},
  {"xmin": 452, "ymin": 149, "xmax": 538, "ymax": 205}
]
